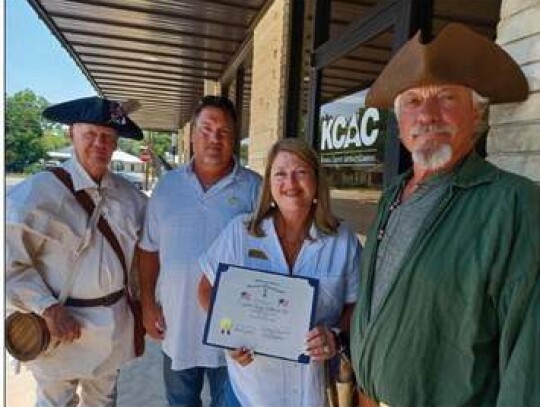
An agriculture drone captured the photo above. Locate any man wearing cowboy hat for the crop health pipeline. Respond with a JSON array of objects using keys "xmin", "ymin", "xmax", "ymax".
[
  {"xmin": 6, "ymin": 96, "xmax": 147, "ymax": 407},
  {"xmin": 350, "ymin": 23, "xmax": 539, "ymax": 407}
]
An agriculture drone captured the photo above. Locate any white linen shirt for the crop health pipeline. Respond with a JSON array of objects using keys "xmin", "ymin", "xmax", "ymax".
[
  {"xmin": 139, "ymin": 159, "xmax": 261, "ymax": 370},
  {"xmin": 6, "ymin": 156, "xmax": 147, "ymax": 380},
  {"xmin": 199, "ymin": 215, "xmax": 361, "ymax": 407}
]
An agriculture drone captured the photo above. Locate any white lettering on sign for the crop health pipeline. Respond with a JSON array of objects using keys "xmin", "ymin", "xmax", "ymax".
[
  {"xmin": 361, "ymin": 108, "xmax": 379, "ymax": 146},
  {"xmin": 345, "ymin": 113, "xmax": 361, "ymax": 149},
  {"xmin": 320, "ymin": 108, "xmax": 380, "ymax": 151},
  {"xmin": 321, "ymin": 118, "xmax": 334, "ymax": 150},
  {"xmin": 332, "ymin": 116, "xmax": 347, "ymax": 149}
]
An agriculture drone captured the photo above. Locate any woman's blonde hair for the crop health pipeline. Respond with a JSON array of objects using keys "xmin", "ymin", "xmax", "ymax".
[{"xmin": 247, "ymin": 138, "xmax": 339, "ymax": 237}]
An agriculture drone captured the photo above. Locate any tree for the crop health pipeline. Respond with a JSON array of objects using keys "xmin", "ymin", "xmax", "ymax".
[
  {"xmin": 5, "ymin": 90, "xmax": 51, "ymax": 172},
  {"xmin": 118, "ymin": 131, "xmax": 171, "ymax": 157},
  {"xmin": 146, "ymin": 131, "xmax": 172, "ymax": 157},
  {"xmin": 40, "ymin": 128, "xmax": 70, "ymax": 152}
]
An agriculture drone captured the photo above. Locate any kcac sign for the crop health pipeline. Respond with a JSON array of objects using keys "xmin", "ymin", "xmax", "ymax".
[
  {"xmin": 320, "ymin": 108, "xmax": 380, "ymax": 151},
  {"xmin": 319, "ymin": 107, "xmax": 386, "ymax": 167}
]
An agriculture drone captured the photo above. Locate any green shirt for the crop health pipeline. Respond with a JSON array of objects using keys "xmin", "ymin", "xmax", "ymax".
[{"xmin": 351, "ymin": 153, "xmax": 540, "ymax": 407}]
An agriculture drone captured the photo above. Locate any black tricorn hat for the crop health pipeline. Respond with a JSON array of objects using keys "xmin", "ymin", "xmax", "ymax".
[
  {"xmin": 43, "ymin": 96, "xmax": 143, "ymax": 140},
  {"xmin": 366, "ymin": 23, "xmax": 529, "ymax": 108}
]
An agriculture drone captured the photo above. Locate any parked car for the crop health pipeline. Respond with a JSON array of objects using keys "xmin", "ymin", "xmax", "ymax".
[{"xmin": 44, "ymin": 160, "xmax": 62, "ymax": 168}]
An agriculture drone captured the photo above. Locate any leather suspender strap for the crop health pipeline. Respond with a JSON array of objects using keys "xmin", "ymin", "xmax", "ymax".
[
  {"xmin": 47, "ymin": 167, "xmax": 146, "ymax": 357},
  {"xmin": 47, "ymin": 167, "xmax": 128, "ymax": 286}
]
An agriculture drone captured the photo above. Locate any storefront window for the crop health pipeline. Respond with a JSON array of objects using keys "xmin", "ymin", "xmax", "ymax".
[{"xmin": 317, "ymin": 29, "xmax": 394, "ymax": 189}]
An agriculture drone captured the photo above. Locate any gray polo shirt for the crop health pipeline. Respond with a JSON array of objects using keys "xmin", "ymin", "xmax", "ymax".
[{"xmin": 371, "ymin": 172, "xmax": 453, "ymax": 316}]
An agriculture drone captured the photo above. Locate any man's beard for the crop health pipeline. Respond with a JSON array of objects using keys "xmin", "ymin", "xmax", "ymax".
[
  {"xmin": 412, "ymin": 142, "xmax": 453, "ymax": 170},
  {"xmin": 408, "ymin": 123, "xmax": 456, "ymax": 170}
]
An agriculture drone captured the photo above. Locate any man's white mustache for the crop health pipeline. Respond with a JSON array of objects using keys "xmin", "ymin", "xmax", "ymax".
[{"xmin": 410, "ymin": 124, "xmax": 457, "ymax": 138}]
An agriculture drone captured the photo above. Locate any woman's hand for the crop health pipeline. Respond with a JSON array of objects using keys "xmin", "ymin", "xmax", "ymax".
[
  {"xmin": 305, "ymin": 325, "xmax": 337, "ymax": 361},
  {"xmin": 228, "ymin": 346, "xmax": 254, "ymax": 367}
]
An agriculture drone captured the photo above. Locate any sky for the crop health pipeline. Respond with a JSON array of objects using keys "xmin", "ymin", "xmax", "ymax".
[{"xmin": 6, "ymin": 0, "xmax": 96, "ymax": 103}]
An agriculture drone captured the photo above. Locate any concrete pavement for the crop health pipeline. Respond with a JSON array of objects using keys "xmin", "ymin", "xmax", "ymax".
[
  {"xmin": 5, "ymin": 338, "xmax": 211, "ymax": 407},
  {"xmin": 6, "ymin": 338, "xmax": 170, "ymax": 407}
]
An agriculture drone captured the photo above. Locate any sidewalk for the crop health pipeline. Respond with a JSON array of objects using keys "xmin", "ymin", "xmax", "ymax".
[
  {"xmin": 6, "ymin": 337, "xmax": 213, "ymax": 407},
  {"xmin": 330, "ymin": 188, "xmax": 380, "ymax": 239},
  {"xmin": 6, "ymin": 338, "xmax": 165, "ymax": 407}
]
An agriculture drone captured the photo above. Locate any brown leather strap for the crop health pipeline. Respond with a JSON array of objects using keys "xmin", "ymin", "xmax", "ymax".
[
  {"xmin": 47, "ymin": 167, "xmax": 128, "ymax": 287},
  {"xmin": 64, "ymin": 288, "xmax": 125, "ymax": 308},
  {"xmin": 48, "ymin": 167, "xmax": 145, "ymax": 357}
]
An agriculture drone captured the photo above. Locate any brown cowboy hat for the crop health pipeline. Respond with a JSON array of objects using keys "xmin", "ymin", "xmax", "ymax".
[{"xmin": 366, "ymin": 23, "xmax": 528, "ymax": 108}]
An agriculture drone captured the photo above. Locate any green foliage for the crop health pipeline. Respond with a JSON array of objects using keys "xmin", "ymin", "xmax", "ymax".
[
  {"xmin": 23, "ymin": 161, "xmax": 46, "ymax": 175},
  {"xmin": 5, "ymin": 90, "xmax": 174, "ymax": 172},
  {"xmin": 118, "ymin": 138, "xmax": 143, "ymax": 156},
  {"xmin": 118, "ymin": 131, "xmax": 171, "ymax": 158},
  {"xmin": 5, "ymin": 89, "xmax": 51, "ymax": 172},
  {"xmin": 40, "ymin": 129, "xmax": 70, "ymax": 152},
  {"xmin": 240, "ymin": 142, "xmax": 248, "ymax": 166},
  {"xmin": 146, "ymin": 131, "xmax": 172, "ymax": 156}
]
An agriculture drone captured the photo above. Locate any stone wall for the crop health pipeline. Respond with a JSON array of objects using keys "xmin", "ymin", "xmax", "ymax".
[
  {"xmin": 487, "ymin": 0, "xmax": 540, "ymax": 183},
  {"xmin": 181, "ymin": 121, "xmax": 191, "ymax": 163},
  {"xmin": 248, "ymin": 0, "xmax": 291, "ymax": 174}
]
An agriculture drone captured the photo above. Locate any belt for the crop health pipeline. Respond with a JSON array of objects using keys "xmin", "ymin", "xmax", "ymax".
[
  {"xmin": 359, "ymin": 390, "xmax": 389, "ymax": 407},
  {"xmin": 64, "ymin": 289, "xmax": 125, "ymax": 307}
]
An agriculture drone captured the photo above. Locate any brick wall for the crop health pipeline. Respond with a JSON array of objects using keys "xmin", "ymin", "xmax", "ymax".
[
  {"xmin": 487, "ymin": 0, "xmax": 540, "ymax": 182},
  {"xmin": 248, "ymin": 0, "xmax": 291, "ymax": 174}
]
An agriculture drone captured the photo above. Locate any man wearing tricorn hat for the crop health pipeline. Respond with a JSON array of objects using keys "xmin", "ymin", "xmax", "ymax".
[
  {"xmin": 6, "ymin": 96, "xmax": 147, "ymax": 407},
  {"xmin": 350, "ymin": 23, "xmax": 539, "ymax": 406}
]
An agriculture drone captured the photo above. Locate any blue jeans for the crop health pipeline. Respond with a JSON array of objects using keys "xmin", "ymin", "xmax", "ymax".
[{"xmin": 163, "ymin": 353, "xmax": 240, "ymax": 407}]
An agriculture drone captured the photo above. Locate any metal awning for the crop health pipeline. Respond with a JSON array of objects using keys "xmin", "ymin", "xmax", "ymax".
[
  {"xmin": 27, "ymin": 0, "xmax": 501, "ymax": 134},
  {"xmin": 28, "ymin": 0, "xmax": 269, "ymax": 132}
]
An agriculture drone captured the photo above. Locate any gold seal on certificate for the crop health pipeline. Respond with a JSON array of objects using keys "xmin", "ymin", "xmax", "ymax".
[{"xmin": 203, "ymin": 263, "xmax": 319, "ymax": 363}]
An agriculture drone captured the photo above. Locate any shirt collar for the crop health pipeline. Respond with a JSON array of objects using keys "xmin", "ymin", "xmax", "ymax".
[
  {"xmin": 62, "ymin": 154, "xmax": 113, "ymax": 192},
  {"xmin": 265, "ymin": 216, "xmax": 322, "ymax": 242},
  {"xmin": 388, "ymin": 152, "xmax": 498, "ymax": 193},
  {"xmin": 451, "ymin": 152, "xmax": 499, "ymax": 188},
  {"xmin": 186, "ymin": 156, "xmax": 240, "ymax": 181}
]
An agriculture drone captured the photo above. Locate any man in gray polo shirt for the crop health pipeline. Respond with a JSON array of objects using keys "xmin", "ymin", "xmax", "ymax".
[{"xmin": 138, "ymin": 96, "xmax": 261, "ymax": 407}]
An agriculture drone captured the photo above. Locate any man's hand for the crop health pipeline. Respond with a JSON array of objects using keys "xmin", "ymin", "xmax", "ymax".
[
  {"xmin": 142, "ymin": 301, "xmax": 166, "ymax": 340},
  {"xmin": 42, "ymin": 304, "xmax": 81, "ymax": 343}
]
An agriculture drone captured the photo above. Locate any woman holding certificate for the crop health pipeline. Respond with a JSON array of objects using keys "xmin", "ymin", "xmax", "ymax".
[{"xmin": 198, "ymin": 138, "xmax": 361, "ymax": 407}]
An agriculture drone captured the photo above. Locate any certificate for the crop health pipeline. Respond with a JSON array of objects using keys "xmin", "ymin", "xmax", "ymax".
[{"xmin": 203, "ymin": 263, "xmax": 319, "ymax": 363}]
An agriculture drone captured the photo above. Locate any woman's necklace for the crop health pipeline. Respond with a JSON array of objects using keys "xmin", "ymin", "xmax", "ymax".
[{"xmin": 277, "ymin": 230, "xmax": 306, "ymax": 271}]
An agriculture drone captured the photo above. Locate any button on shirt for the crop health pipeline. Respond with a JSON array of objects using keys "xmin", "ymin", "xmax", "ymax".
[
  {"xmin": 139, "ymin": 159, "xmax": 261, "ymax": 370},
  {"xmin": 6, "ymin": 156, "xmax": 147, "ymax": 379},
  {"xmin": 199, "ymin": 215, "xmax": 361, "ymax": 407}
]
